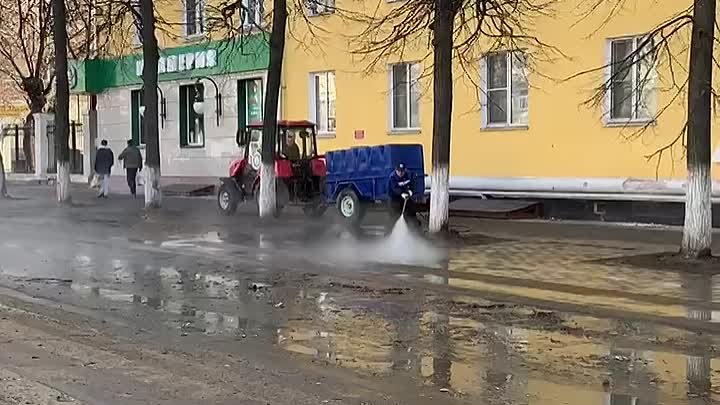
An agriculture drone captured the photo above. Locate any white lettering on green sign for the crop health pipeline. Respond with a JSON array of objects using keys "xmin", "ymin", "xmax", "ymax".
[{"xmin": 136, "ymin": 49, "xmax": 217, "ymax": 76}]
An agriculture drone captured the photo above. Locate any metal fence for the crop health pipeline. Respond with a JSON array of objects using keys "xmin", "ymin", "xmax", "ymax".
[
  {"xmin": 1, "ymin": 124, "xmax": 33, "ymax": 173},
  {"xmin": 47, "ymin": 121, "xmax": 83, "ymax": 175}
]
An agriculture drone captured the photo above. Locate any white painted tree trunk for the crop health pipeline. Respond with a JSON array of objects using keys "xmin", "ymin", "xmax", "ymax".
[
  {"xmin": 429, "ymin": 164, "xmax": 450, "ymax": 233},
  {"xmin": 681, "ymin": 164, "xmax": 712, "ymax": 258},
  {"xmin": 144, "ymin": 167, "xmax": 162, "ymax": 209},
  {"xmin": 258, "ymin": 162, "xmax": 276, "ymax": 218},
  {"xmin": 0, "ymin": 151, "xmax": 7, "ymax": 198},
  {"xmin": 56, "ymin": 160, "xmax": 71, "ymax": 204}
]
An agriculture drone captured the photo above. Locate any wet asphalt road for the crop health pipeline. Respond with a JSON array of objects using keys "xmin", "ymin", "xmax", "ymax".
[{"xmin": 1, "ymin": 183, "xmax": 720, "ymax": 404}]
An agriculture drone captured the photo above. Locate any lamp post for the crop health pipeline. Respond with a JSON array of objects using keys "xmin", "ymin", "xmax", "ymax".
[{"xmin": 194, "ymin": 76, "xmax": 222, "ymax": 126}]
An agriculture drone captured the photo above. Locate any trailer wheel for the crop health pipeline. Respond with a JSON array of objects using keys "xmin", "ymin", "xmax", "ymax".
[
  {"xmin": 337, "ymin": 188, "xmax": 365, "ymax": 223},
  {"xmin": 218, "ymin": 183, "xmax": 239, "ymax": 216}
]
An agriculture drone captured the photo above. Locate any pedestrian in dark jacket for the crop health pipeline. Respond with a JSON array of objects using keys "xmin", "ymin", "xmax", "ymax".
[
  {"xmin": 118, "ymin": 139, "xmax": 143, "ymax": 197},
  {"xmin": 94, "ymin": 140, "xmax": 114, "ymax": 198},
  {"xmin": 387, "ymin": 163, "xmax": 419, "ymax": 226}
]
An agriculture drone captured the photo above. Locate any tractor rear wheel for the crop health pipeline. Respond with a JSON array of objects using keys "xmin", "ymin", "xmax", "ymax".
[
  {"xmin": 303, "ymin": 197, "xmax": 327, "ymax": 217},
  {"xmin": 337, "ymin": 188, "xmax": 365, "ymax": 224}
]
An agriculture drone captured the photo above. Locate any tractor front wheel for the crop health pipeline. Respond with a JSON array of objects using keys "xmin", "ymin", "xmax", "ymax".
[
  {"xmin": 337, "ymin": 188, "xmax": 365, "ymax": 224},
  {"xmin": 218, "ymin": 183, "xmax": 240, "ymax": 216}
]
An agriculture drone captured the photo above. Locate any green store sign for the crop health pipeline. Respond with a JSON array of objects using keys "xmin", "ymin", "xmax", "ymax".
[{"xmin": 70, "ymin": 34, "xmax": 269, "ymax": 94}]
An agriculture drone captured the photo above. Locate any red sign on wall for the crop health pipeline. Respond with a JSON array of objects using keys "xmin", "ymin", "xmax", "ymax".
[{"xmin": 354, "ymin": 130, "xmax": 365, "ymax": 140}]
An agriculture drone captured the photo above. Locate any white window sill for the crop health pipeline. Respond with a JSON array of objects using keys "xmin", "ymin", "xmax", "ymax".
[
  {"xmin": 317, "ymin": 131, "xmax": 336, "ymax": 138},
  {"xmin": 183, "ymin": 33, "xmax": 206, "ymax": 42},
  {"xmin": 389, "ymin": 128, "xmax": 421, "ymax": 135},
  {"xmin": 307, "ymin": 11, "xmax": 335, "ymax": 17},
  {"xmin": 604, "ymin": 119, "xmax": 655, "ymax": 128},
  {"xmin": 481, "ymin": 124, "xmax": 529, "ymax": 132}
]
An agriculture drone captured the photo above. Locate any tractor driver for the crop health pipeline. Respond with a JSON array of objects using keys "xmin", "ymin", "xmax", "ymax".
[
  {"xmin": 388, "ymin": 163, "xmax": 419, "ymax": 226},
  {"xmin": 284, "ymin": 131, "xmax": 301, "ymax": 160}
]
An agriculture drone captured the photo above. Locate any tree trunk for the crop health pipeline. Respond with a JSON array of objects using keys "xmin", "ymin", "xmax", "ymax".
[
  {"xmin": 140, "ymin": 0, "xmax": 162, "ymax": 209},
  {"xmin": 52, "ymin": 0, "xmax": 71, "ymax": 204},
  {"xmin": 428, "ymin": 0, "xmax": 455, "ymax": 234},
  {"xmin": 0, "ymin": 151, "xmax": 8, "ymax": 198},
  {"xmin": 681, "ymin": 0, "xmax": 715, "ymax": 258},
  {"xmin": 258, "ymin": 0, "xmax": 287, "ymax": 218}
]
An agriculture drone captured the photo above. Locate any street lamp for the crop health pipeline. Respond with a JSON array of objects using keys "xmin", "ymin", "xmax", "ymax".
[
  {"xmin": 137, "ymin": 86, "xmax": 167, "ymax": 129},
  {"xmin": 194, "ymin": 76, "xmax": 222, "ymax": 126}
]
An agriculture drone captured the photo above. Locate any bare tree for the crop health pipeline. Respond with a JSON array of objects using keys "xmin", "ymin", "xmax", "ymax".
[
  {"xmin": 682, "ymin": 0, "xmax": 715, "ymax": 258},
  {"xmin": 206, "ymin": 0, "xmax": 290, "ymax": 217},
  {"xmin": 568, "ymin": 1, "xmax": 713, "ymax": 258},
  {"xmin": 52, "ymin": 0, "xmax": 71, "ymax": 203},
  {"xmin": 346, "ymin": 0, "xmax": 559, "ymax": 234},
  {"xmin": 0, "ymin": 0, "xmax": 53, "ymax": 172},
  {"xmin": 140, "ymin": 0, "xmax": 162, "ymax": 208},
  {"xmin": 257, "ymin": 0, "xmax": 287, "ymax": 218},
  {"xmin": 428, "ymin": 0, "xmax": 457, "ymax": 233}
]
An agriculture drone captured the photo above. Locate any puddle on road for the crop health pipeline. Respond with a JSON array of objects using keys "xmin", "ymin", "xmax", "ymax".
[
  {"xmin": 51, "ymin": 268, "xmax": 720, "ymax": 405},
  {"xmin": 5, "ymin": 232, "xmax": 720, "ymax": 404}
]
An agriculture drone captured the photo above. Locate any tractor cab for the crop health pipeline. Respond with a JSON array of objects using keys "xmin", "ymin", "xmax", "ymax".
[
  {"xmin": 237, "ymin": 120, "xmax": 320, "ymax": 170},
  {"xmin": 219, "ymin": 120, "xmax": 327, "ymax": 216}
]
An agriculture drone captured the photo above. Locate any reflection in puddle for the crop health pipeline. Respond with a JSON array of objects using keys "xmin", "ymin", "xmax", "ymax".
[{"xmin": 7, "ymin": 236, "xmax": 720, "ymax": 405}]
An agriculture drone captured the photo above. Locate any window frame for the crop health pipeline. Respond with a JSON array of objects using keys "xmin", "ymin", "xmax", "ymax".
[
  {"xmin": 308, "ymin": 71, "xmax": 336, "ymax": 137},
  {"xmin": 480, "ymin": 51, "xmax": 529, "ymax": 129},
  {"xmin": 306, "ymin": 0, "xmax": 335, "ymax": 16},
  {"xmin": 130, "ymin": 89, "xmax": 146, "ymax": 147},
  {"xmin": 131, "ymin": 4, "xmax": 142, "ymax": 47},
  {"xmin": 184, "ymin": 0, "xmax": 205, "ymax": 38},
  {"xmin": 179, "ymin": 84, "xmax": 206, "ymax": 149},
  {"xmin": 242, "ymin": 0, "xmax": 264, "ymax": 28},
  {"xmin": 605, "ymin": 35, "xmax": 658, "ymax": 125},
  {"xmin": 238, "ymin": 77, "xmax": 264, "ymax": 132},
  {"xmin": 389, "ymin": 62, "xmax": 421, "ymax": 133}
]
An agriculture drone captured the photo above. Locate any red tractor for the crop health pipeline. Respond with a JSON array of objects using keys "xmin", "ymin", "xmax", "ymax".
[{"xmin": 217, "ymin": 120, "xmax": 327, "ymax": 216}]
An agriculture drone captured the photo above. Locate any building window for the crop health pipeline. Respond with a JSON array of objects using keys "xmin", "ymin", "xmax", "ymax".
[
  {"xmin": 310, "ymin": 71, "xmax": 336, "ymax": 135},
  {"xmin": 390, "ymin": 62, "xmax": 420, "ymax": 131},
  {"xmin": 179, "ymin": 84, "xmax": 205, "ymax": 148},
  {"xmin": 132, "ymin": 4, "xmax": 142, "ymax": 45},
  {"xmin": 306, "ymin": 0, "xmax": 334, "ymax": 16},
  {"xmin": 130, "ymin": 89, "xmax": 145, "ymax": 145},
  {"xmin": 238, "ymin": 78, "xmax": 263, "ymax": 130},
  {"xmin": 607, "ymin": 36, "xmax": 657, "ymax": 122},
  {"xmin": 185, "ymin": 0, "xmax": 205, "ymax": 37},
  {"xmin": 243, "ymin": 0, "xmax": 264, "ymax": 27},
  {"xmin": 481, "ymin": 51, "xmax": 528, "ymax": 127}
]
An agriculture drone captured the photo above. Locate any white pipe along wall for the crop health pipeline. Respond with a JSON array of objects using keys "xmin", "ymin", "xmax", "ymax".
[{"xmin": 423, "ymin": 176, "xmax": 720, "ymax": 203}]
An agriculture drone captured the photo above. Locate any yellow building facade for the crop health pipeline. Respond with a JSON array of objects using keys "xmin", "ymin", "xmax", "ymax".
[
  {"xmin": 281, "ymin": 0, "xmax": 720, "ymax": 199},
  {"xmin": 66, "ymin": 0, "xmax": 720, "ymax": 201}
]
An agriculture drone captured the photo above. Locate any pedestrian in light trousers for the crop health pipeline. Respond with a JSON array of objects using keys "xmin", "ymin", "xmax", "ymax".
[
  {"xmin": 94, "ymin": 140, "xmax": 114, "ymax": 198},
  {"xmin": 118, "ymin": 139, "xmax": 143, "ymax": 198}
]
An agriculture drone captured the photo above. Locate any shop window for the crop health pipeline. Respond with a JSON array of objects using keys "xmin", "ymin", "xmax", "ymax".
[
  {"xmin": 390, "ymin": 62, "xmax": 420, "ymax": 131},
  {"xmin": 243, "ymin": 0, "xmax": 264, "ymax": 27},
  {"xmin": 307, "ymin": 0, "xmax": 334, "ymax": 16},
  {"xmin": 185, "ymin": 0, "xmax": 205, "ymax": 37},
  {"xmin": 309, "ymin": 71, "xmax": 336, "ymax": 135},
  {"xmin": 481, "ymin": 51, "xmax": 528, "ymax": 127},
  {"xmin": 607, "ymin": 36, "xmax": 657, "ymax": 123},
  {"xmin": 238, "ymin": 78, "xmax": 264, "ymax": 130},
  {"xmin": 179, "ymin": 84, "xmax": 205, "ymax": 148},
  {"xmin": 130, "ymin": 89, "xmax": 145, "ymax": 146}
]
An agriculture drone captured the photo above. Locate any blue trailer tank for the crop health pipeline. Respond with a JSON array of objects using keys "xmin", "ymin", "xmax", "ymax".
[{"xmin": 324, "ymin": 144, "xmax": 425, "ymax": 206}]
